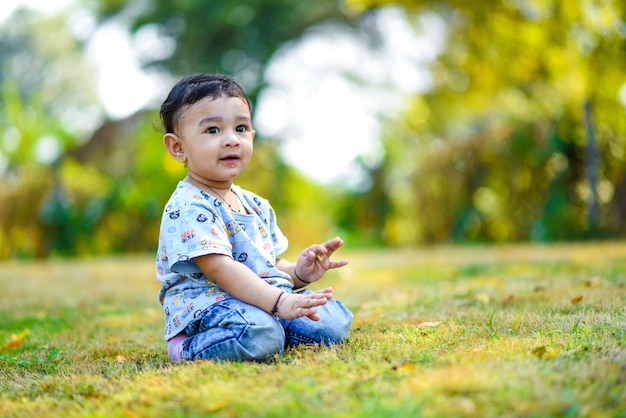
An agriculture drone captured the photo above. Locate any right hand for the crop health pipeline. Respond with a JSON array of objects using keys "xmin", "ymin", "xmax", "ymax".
[{"xmin": 275, "ymin": 287, "xmax": 333, "ymax": 321}]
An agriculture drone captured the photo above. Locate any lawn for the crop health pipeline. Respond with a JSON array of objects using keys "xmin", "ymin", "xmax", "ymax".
[{"xmin": 1, "ymin": 242, "xmax": 625, "ymax": 417}]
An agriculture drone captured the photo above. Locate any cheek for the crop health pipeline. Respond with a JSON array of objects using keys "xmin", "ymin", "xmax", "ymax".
[{"xmin": 243, "ymin": 141, "xmax": 254, "ymax": 156}]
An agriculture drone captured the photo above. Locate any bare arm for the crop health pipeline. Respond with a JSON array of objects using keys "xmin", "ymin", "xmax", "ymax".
[{"xmin": 195, "ymin": 254, "xmax": 332, "ymax": 320}]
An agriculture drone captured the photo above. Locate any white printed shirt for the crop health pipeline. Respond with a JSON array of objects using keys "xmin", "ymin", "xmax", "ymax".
[{"xmin": 156, "ymin": 181, "xmax": 291, "ymax": 340}]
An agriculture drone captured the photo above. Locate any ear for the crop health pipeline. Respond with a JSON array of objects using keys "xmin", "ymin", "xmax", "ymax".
[{"xmin": 163, "ymin": 133, "xmax": 187, "ymax": 163}]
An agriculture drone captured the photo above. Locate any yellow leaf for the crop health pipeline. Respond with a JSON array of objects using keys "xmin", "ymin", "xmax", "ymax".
[
  {"xmin": 532, "ymin": 344, "xmax": 563, "ymax": 359},
  {"xmin": 571, "ymin": 295, "xmax": 583, "ymax": 305},
  {"xmin": 205, "ymin": 400, "xmax": 229, "ymax": 412},
  {"xmin": 2, "ymin": 329, "xmax": 30, "ymax": 349},
  {"xmin": 393, "ymin": 363, "xmax": 419, "ymax": 373},
  {"xmin": 544, "ymin": 345, "xmax": 564, "ymax": 359}
]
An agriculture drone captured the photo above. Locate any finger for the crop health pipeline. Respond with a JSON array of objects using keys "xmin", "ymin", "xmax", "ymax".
[
  {"xmin": 302, "ymin": 296, "xmax": 329, "ymax": 308},
  {"xmin": 323, "ymin": 237, "xmax": 343, "ymax": 253},
  {"xmin": 328, "ymin": 259, "xmax": 349, "ymax": 269},
  {"xmin": 306, "ymin": 312, "xmax": 321, "ymax": 321},
  {"xmin": 312, "ymin": 250, "xmax": 325, "ymax": 262},
  {"xmin": 306, "ymin": 293, "xmax": 333, "ymax": 302},
  {"xmin": 311, "ymin": 247, "xmax": 327, "ymax": 262},
  {"xmin": 289, "ymin": 306, "xmax": 320, "ymax": 321},
  {"xmin": 304, "ymin": 249, "xmax": 322, "ymax": 262},
  {"xmin": 311, "ymin": 287, "xmax": 333, "ymax": 297},
  {"xmin": 312, "ymin": 286, "xmax": 333, "ymax": 293}
]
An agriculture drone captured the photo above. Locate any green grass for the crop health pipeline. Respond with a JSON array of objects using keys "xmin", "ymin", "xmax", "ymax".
[{"xmin": 1, "ymin": 243, "xmax": 625, "ymax": 417}]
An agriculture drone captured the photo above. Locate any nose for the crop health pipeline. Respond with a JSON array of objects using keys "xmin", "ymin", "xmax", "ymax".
[{"xmin": 223, "ymin": 130, "xmax": 241, "ymax": 147}]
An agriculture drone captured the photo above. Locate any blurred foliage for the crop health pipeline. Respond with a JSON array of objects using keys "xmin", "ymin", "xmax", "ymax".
[
  {"xmin": 93, "ymin": 0, "xmax": 355, "ymax": 102},
  {"xmin": 0, "ymin": 10, "xmax": 98, "ymax": 170},
  {"xmin": 1, "ymin": 1, "xmax": 625, "ymax": 259},
  {"xmin": 345, "ymin": 0, "xmax": 626, "ymax": 243},
  {"xmin": 0, "ymin": 9, "xmax": 101, "ymax": 258}
]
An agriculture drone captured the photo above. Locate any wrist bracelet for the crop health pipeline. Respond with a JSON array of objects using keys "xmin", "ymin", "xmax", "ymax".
[
  {"xmin": 271, "ymin": 291, "xmax": 286, "ymax": 314},
  {"xmin": 294, "ymin": 267, "xmax": 313, "ymax": 284}
]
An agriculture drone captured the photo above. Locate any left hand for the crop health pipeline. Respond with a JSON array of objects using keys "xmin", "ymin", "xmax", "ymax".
[{"xmin": 295, "ymin": 237, "xmax": 349, "ymax": 284}]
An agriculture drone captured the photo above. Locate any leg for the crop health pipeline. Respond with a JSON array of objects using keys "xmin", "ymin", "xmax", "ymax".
[
  {"xmin": 279, "ymin": 295, "xmax": 353, "ymax": 347},
  {"xmin": 181, "ymin": 298, "xmax": 285, "ymax": 362}
]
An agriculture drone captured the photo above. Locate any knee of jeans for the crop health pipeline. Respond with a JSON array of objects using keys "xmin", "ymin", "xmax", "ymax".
[
  {"xmin": 322, "ymin": 305, "xmax": 354, "ymax": 345},
  {"xmin": 239, "ymin": 316, "xmax": 285, "ymax": 361}
]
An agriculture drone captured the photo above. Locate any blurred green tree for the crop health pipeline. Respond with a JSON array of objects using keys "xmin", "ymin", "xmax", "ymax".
[
  {"xmin": 93, "ymin": 0, "xmax": 355, "ymax": 103},
  {"xmin": 344, "ymin": 0, "xmax": 626, "ymax": 243},
  {"xmin": 3, "ymin": 0, "xmax": 624, "ymax": 258},
  {"xmin": 0, "ymin": 9, "xmax": 103, "ymax": 257}
]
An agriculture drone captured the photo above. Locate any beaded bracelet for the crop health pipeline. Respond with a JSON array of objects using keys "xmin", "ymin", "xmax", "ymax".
[
  {"xmin": 294, "ymin": 267, "xmax": 313, "ymax": 284},
  {"xmin": 271, "ymin": 291, "xmax": 286, "ymax": 314}
]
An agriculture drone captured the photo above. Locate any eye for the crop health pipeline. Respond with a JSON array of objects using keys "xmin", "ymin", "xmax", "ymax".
[
  {"xmin": 235, "ymin": 125, "xmax": 247, "ymax": 133},
  {"xmin": 207, "ymin": 127, "xmax": 219, "ymax": 134}
]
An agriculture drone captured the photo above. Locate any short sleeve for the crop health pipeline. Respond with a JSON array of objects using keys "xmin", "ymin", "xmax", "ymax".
[{"xmin": 159, "ymin": 187, "xmax": 233, "ymax": 275}]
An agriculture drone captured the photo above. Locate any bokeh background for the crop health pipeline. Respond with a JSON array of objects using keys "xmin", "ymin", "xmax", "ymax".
[{"xmin": 1, "ymin": 0, "xmax": 624, "ymax": 259}]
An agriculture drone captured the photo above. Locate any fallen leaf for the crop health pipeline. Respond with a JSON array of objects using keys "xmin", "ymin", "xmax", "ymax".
[
  {"xmin": 584, "ymin": 276, "xmax": 602, "ymax": 287},
  {"xmin": 416, "ymin": 321, "xmax": 442, "ymax": 328},
  {"xmin": 205, "ymin": 400, "xmax": 230, "ymax": 412},
  {"xmin": 532, "ymin": 345, "xmax": 563, "ymax": 359},
  {"xmin": 532, "ymin": 346, "xmax": 547, "ymax": 358},
  {"xmin": 501, "ymin": 294, "xmax": 514, "ymax": 306},
  {"xmin": 116, "ymin": 355, "xmax": 126, "ymax": 363},
  {"xmin": 544, "ymin": 345, "xmax": 564, "ymax": 359},
  {"xmin": 2, "ymin": 329, "xmax": 30, "ymax": 349},
  {"xmin": 393, "ymin": 363, "xmax": 419, "ymax": 373},
  {"xmin": 571, "ymin": 295, "xmax": 583, "ymax": 305}
]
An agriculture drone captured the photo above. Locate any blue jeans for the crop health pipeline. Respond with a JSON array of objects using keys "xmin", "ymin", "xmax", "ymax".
[{"xmin": 179, "ymin": 291, "xmax": 353, "ymax": 362}]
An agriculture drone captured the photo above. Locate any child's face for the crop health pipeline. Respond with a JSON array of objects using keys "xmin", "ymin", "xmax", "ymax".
[{"xmin": 172, "ymin": 96, "xmax": 255, "ymax": 187}]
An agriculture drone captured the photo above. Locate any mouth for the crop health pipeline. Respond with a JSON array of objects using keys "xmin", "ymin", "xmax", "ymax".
[{"xmin": 220, "ymin": 154, "xmax": 241, "ymax": 163}]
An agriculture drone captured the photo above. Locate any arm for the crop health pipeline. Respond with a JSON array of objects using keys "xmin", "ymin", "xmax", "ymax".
[
  {"xmin": 195, "ymin": 253, "xmax": 332, "ymax": 321},
  {"xmin": 277, "ymin": 237, "xmax": 349, "ymax": 289}
]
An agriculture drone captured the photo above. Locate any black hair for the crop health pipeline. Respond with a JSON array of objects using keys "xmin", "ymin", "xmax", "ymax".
[{"xmin": 160, "ymin": 73, "xmax": 251, "ymax": 134}]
